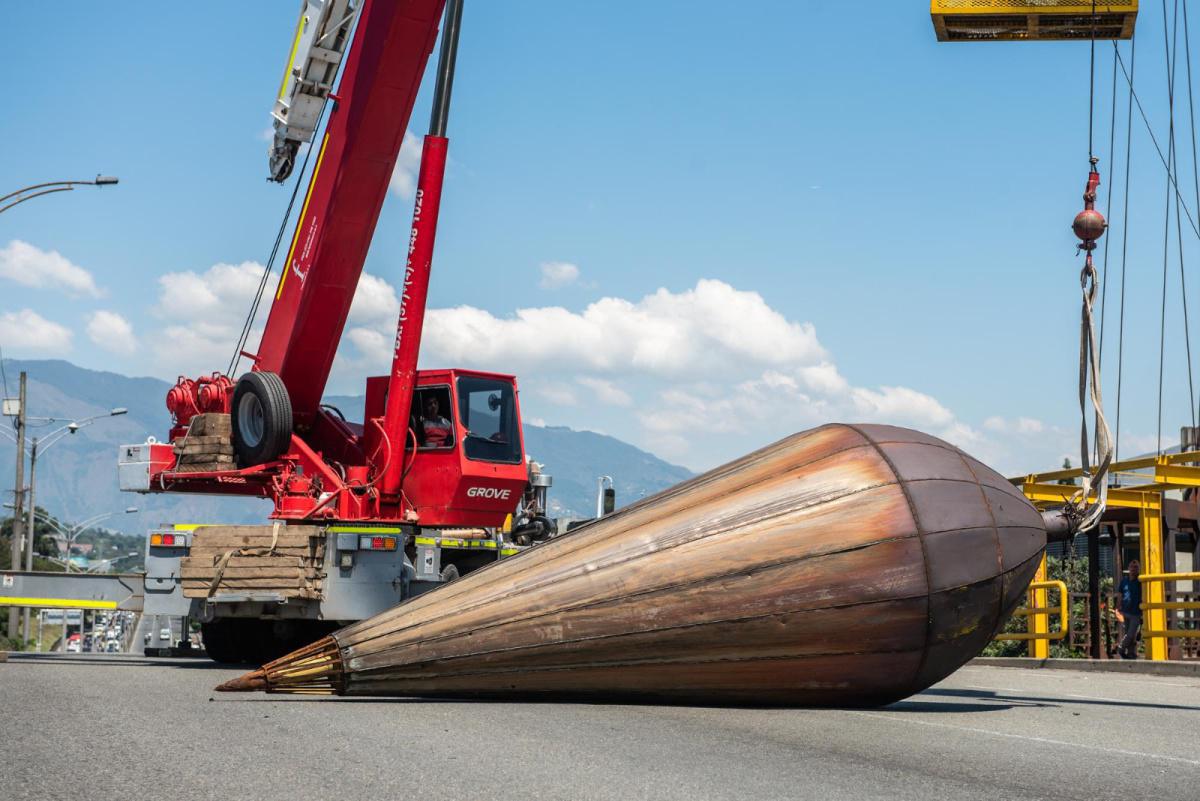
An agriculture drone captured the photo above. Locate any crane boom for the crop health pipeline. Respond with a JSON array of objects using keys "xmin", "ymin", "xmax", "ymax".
[{"xmin": 256, "ymin": 0, "xmax": 447, "ymax": 424}]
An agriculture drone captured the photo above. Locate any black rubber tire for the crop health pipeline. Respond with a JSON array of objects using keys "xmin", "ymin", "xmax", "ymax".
[
  {"xmin": 231, "ymin": 619, "xmax": 280, "ymax": 665},
  {"xmin": 200, "ymin": 620, "xmax": 242, "ymax": 664},
  {"xmin": 231, "ymin": 371, "xmax": 293, "ymax": 466},
  {"xmin": 440, "ymin": 563, "xmax": 461, "ymax": 583}
]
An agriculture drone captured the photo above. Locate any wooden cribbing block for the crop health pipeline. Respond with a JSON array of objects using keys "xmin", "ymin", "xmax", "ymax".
[{"xmin": 187, "ymin": 414, "xmax": 232, "ymax": 437}]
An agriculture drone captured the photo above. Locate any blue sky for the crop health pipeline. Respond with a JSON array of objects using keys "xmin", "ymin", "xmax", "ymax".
[{"xmin": 2, "ymin": 2, "xmax": 1197, "ymax": 473}]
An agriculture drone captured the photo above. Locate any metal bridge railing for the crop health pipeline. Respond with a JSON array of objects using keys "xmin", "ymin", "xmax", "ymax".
[
  {"xmin": 995, "ymin": 579, "xmax": 1069, "ymax": 642},
  {"xmin": 1139, "ymin": 572, "xmax": 1200, "ymax": 643}
]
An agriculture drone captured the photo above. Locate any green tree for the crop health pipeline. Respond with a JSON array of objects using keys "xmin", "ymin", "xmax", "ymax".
[
  {"xmin": 982, "ymin": 554, "xmax": 1113, "ymax": 658},
  {"xmin": 0, "ymin": 509, "xmax": 67, "ymax": 572}
]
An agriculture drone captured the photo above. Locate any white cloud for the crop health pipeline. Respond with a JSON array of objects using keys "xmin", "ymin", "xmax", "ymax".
[
  {"xmin": 577, "ymin": 376, "xmax": 632, "ymax": 407},
  {"xmin": 850, "ymin": 386, "xmax": 954, "ymax": 429},
  {"xmin": 388, "ymin": 130, "xmax": 423, "ymax": 198},
  {"xmin": 1119, "ymin": 432, "xmax": 1170, "ymax": 459},
  {"xmin": 984, "ymin": 416, "xmax": 1045, "ymax": 434},
  {"xmin": 350, "ymin": 272, "xmax": 400, "ymax": 324},
  {"xmin": 151, "ymin": 261, "xmax": 275, "ymax": 375},
  {"xmin": 323, "ymin": 272, "xmax": 1083, "ymax": 474},
  {"xmin": 539, "ymin": 261, "xmax": 581, "ymax": 289},
  {"xmin": 345, "ymin": 326, "xmax": 393, "ymax": 366},
  {"xmin": 0, "ymin": 240, "xmax": 102, "ymax": 297},
  {"xmin": 537, "ymin": 384, "xmax": 578, "ymax": 407},
  {"xmin": 156, "ymin": 261, "xmax": 271, "ymax": 325},
  {"xmin": 86, "ymin": 311, "xmax": 136, "ymax": 355},
  {"xmin": 418, "ymin": 279, "xmax": 825, "ymax": 377},
  {"xmin": 0, "ymin": 309, "xmax": 72, "ymax": 354}
]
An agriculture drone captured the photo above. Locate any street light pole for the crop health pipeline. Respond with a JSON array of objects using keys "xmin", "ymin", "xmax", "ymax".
[
  {"xmin": 6, "ymin": 372, "xmax": 25, "ymax": 641},
  {"xmin": 62, "ymin": 507, "xmax": 138, "ymax": 573},
  {"xmin": 23, "ymin": 437, "xmax": 37, "ymax": 574},
  {"xmin": 55, "ymin": 508, "xmax": 137, "ymax": 653},
  {"xmin": 14, "ymin": 407, "xmax": 127, "ymax": 643},
  {"xmin": 20, "ymin": 437, "xmax": 38, "ymax": 643},
  {"xmin": 0, "ymin": 176, "xmax": 119, "ymax": 215}
]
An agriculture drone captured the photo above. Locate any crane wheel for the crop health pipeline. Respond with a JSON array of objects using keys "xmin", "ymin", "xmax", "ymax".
[{"xmin": 231, "ymin": 371, "xmax": 293, "ymax": 466}]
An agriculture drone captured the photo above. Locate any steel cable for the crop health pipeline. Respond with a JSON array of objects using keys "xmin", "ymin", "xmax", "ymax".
[
  {"xmin": 1070, "ymin": 1, "xmax": 1115, "ymax": 533},
  {"xmin": 1113, "ymin": 43, "xmax": 1200, "ymax": 242},
  {"xmin": 1099, "ymin": 41, "xmax": 1120, "ymax": 365},
  {"xmin": 1157, "ymin": 0, "xmax": 1185, "ymax": 451},
  {"xmin": 1185, "ymin": 0, "xmax": 1200, "ymax": 427},
  {"xmin": 227, "ymin": 92, "xmax": 334, "ymax": 380},
  {"xmin": 1115, "ymin": 36, "xmax": 1137, "ymax": 463}
]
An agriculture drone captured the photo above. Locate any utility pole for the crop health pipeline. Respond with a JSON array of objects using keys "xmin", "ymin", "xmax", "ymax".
[{"xmin": 7, "ymin": 371, "xmax": 26, "ymax": 640}]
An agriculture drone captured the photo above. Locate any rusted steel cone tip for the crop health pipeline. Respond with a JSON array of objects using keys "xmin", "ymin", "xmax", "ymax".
[
  {"xmin": 213, "ymin": 636, "xmax": 344, "ymax": 695},
  {"xmin": 215, "ymin": 669, "xmax": 268, "ymax": 692}
]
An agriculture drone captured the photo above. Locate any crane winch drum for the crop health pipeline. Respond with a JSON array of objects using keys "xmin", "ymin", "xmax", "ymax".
[{"xmin": 930, "ymin": 1, "xmax": 1137, "ymax": 42}]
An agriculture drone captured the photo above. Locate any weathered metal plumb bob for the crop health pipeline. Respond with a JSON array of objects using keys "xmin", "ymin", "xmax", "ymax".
[{"xmin": 218, "ymin": 424, "xmax": 1046, "ymax": 706}]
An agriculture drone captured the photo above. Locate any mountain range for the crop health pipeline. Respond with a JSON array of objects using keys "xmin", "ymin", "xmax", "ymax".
[{"xmin": 0, "ymin": 360, "xmax": 693, "ymax": 533}]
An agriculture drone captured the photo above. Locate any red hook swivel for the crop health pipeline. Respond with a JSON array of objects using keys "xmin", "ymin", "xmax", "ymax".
[{"xmin": 1072, "ymin": 157, "xmax": 1107, "ymax": 252}]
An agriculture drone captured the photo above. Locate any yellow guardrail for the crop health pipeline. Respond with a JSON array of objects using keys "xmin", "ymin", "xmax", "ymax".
[
  {"xmin": 995, "ymin": 580, "xmax": 1069, "ymax": 642},
  {"xmin": 1140, "ymin": 572, "xmax": 1200, "ymax": 639}
]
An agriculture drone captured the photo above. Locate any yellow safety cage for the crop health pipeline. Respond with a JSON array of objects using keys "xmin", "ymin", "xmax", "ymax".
[{"xmin": 931, "ymin": 1, "xmax": 1138, "ymax": 42}]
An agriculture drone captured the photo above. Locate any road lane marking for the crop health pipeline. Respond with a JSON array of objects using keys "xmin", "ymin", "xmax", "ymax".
[{"xmin": 844, "ymin": 711, "xmax": 1200, "ymax": 767}]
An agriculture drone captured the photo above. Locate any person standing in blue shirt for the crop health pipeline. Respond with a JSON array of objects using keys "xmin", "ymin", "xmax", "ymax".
[{"xmin": 1118, "ymin": 559, "xmax": 1142, "ymax": 659}]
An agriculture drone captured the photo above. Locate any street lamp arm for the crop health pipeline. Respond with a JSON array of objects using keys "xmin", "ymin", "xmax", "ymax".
[
  {"xmin": 0, "ymin": 187, "xmax": 74, "ymax": 215},
  {"xmin": 39, "ymin": 409, "xmax": 129, "ymax": 454},
  {"xmin": 0, "ymin": 177, "xmax": 118, "ymax": 206},
  {"xmin": 72, "ymin": 512, "xmax": 117, "ymax": 535},
  {"xmin": 23, "ymin": 507, "xmax": 70, "ymax": 539}
]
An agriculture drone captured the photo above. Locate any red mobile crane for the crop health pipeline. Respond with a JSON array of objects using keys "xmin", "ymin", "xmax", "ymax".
[
  {"xmin": 120, "ymin": 0, "xmax": 554, "ymax": 661},
  {"xmin": 138, "ymin": 0, "xmax": 548, "ymax": 530}
]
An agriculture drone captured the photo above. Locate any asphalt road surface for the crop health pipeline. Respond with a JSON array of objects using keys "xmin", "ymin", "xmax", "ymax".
[
  {"xmin": 129, "ymin": 613, "xmax": 182, "ymax": 652},
  {"xmin": 2, "ymin": 656, "xmax": 1197, "ymax": 801}
]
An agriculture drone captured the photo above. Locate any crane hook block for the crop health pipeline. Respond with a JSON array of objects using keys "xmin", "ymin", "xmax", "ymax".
[
  {"xmin": 1072, "ymin": 164, "xmax": 1106, "ymax": 251},
  {"xmin": 269, "ymin": 0, "xmax": 360, "ymax": 183}
]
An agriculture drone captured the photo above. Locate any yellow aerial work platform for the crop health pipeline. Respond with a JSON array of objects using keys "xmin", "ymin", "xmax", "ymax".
[{"xmin": 931, "ymin": 1, "xmax": 1137, "ymax": 42}]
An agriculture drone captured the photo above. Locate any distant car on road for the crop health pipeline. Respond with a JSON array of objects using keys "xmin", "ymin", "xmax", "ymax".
[{"xmin": 159, "ymin": 627, "xmax": 171, "ymax": 642}]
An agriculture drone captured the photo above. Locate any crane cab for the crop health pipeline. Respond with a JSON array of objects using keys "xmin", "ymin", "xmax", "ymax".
[
  {"xmin": 931, "ymin": 1, "xmax": 1137, "ymax": 42},
  {"xmin": 364, "ymin": 369, "xmax": 529, "ymax": 527}
]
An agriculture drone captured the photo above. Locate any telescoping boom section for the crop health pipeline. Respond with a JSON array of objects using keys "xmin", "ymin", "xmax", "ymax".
[{"xmin": 122, "ymin": 0, "xmax": 535, "ymax": 528}]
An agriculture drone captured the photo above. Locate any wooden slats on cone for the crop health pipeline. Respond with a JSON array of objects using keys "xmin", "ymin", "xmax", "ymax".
[
  {"xmin": 218, "ymin": 424, "xmax": 1048, "ymax": 706},
  {"xmin": 216, "ymin": 636, "xmax": 345, "ymax": 694}
]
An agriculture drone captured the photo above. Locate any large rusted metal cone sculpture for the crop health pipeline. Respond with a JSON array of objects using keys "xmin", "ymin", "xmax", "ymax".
[{"xmin": 218, "ymin": 424, "xmax": 1046, "ymax": 706}]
